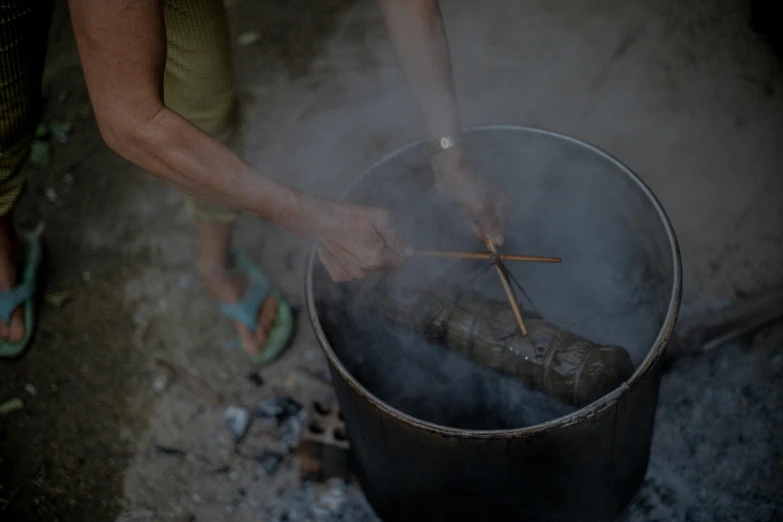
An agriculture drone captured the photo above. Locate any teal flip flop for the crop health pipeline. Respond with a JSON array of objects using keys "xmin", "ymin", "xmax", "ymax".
[
  {"xmin": 0, "ymin": 232, "xmax": 42, "ymax": 358},
  {"xmin": 218, "ymin": 250, "xmax": 295, "ymax": 364}
]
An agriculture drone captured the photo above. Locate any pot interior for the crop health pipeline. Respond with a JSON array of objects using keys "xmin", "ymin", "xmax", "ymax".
[{"xmin": 311, "ymin": 126, "xmax": 678, "ymax": 431}]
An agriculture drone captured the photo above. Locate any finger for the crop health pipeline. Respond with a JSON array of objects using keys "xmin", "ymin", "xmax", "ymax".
[
  {"xmin": 468, "ymin": 220, "xmax": 483, "ymax": 241},
  {"xmin": 318, "ymin": 248, "xmax": 350, "ymax": 283},
  {"xmin": 375, "ymin": 212, "xmax": 413, "ymax": 258},
  {"xmin": 474, "ymin": 209, "xmax": 501, "ymax": 246},
  {"xmin": 475, "ymin": 191, "xmax": 510, "ymax": 246},
  {"xmin": 347, "ymin": 266, "xmax": 369, "ymax": 281},
  {"xmin": 321, "ymin": 247, "xmax": 370, "ymax": 282},
  {"xmin": 333, "ymin": 242, "xmax": 368, "ymax": 269},
  {"xmin": 379, "ymin": 247, "xmax": 406, "ymax": 270},
  {"xmin": 455, "ymin": 205, "xmax": 483, "ymax": 242}
]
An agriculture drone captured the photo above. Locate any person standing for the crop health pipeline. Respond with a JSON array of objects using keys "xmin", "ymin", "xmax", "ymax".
[{"xmin": 0, "ymin": 0, "xmax": 508, "ymax": 360}]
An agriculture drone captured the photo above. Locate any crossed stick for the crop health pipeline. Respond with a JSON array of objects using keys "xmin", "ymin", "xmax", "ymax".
[
  {"xmin": 414, "ymin": 244, "xmax": 562, "ymax": 337},
  {"xmin": 415, "ymin": 250, "xmax": 561, "ymax": 264}
]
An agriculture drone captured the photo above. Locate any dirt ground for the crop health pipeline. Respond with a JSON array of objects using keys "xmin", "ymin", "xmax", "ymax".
[{"xmin": 1, "ymin": 0, "xmax": 782, "ymax": 521}]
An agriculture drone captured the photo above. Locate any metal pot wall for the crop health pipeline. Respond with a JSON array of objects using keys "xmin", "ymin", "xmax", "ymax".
[{"xmin": 305, "ymin": 126, "xmax": 681, "ymax": 522}]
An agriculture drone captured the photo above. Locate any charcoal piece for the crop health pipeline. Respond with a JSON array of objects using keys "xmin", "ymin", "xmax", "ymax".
[
  {"xmin": 246, "ymin": 372, "xmax": 265, "ymax": 387},
  {"xmin": 256, "ymin": 449, "xmax": 284, "ymax": 476},
  {"xmin": 258, "ymin": 396, "xmax": 303, "ymax": 424},
  {"xmin": 281, "ymin": 411, "xmax": 306, "ymax": 451}
]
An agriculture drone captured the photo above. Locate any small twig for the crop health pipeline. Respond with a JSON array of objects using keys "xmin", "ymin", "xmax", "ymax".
[
  {"xmin": 667, "ymin": 288, "xmax": 783, "ymax": 362},
  {"xmin": 155, "ymin": 445, "xmax": 188, "ymax": 458},
  {"xmin": 416, "ymin": 249, "xmax": 561, "ymax": 263},
  {"xmin": 154, "ymin": 358, "xmax": 225, "ymax": 405},
  {"xmin": 485, "ymin": 239, "xmax": 528, "ymax": 336}
]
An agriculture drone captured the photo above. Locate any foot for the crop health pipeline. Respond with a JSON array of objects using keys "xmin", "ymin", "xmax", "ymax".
[
  {"xmin": 0, "ymin": 226, "xmax": 25, "ymax": 344},
  {"xmin": 199, "ymin": 259, "xmax": 279, "ymax": 355}
]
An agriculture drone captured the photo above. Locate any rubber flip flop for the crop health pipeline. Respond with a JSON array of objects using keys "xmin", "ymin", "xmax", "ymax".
[
  {"xmin": 0, "ymin": 232, "xmax": 42, "ymax": 358},
  {"xmin": 218, "ymin": 250, "xmax": 295, "ymax": 364}
]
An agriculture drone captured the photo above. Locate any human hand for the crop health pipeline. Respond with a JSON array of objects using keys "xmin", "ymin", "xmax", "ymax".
[
  {"xmin": 431, "ymin": 148, "xmax": 510, "ymax": 245},
  {"xmin": 298, "ymin": 197, "xmax": 412, "ymax": 282}
]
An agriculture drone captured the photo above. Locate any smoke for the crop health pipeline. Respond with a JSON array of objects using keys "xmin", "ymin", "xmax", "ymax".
[
  {"xmin": 310, "ymin": 136, "xmax": 673, "ymax": 429},
  {"xmin": 240, "ymin": 3, "xmax": 420, "ymax": 199},
  {"xmin": 318, "ymin": 270, "xmax": 577, "ymax": 430},
  {"xmin": 236, "ymin": 1, "xmax": 676, "ymax": 429}
]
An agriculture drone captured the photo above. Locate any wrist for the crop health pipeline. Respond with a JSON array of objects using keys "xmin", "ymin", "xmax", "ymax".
[
  {"xmin": 423, "ymin": 102, "xmax": 461, "ymax": 141},
  {"xmin": 276, "ymin": 190, "xmax": 332, "ymax": 241},
  {"xmin": 431, "ymin": 143, "xmax": 468, "ymax": 180}
]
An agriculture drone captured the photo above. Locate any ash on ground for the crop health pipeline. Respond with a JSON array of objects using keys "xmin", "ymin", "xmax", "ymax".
[
  {"xmin": 262, "ymin": 479, "xmax": 379, "ymax": 522},
  {"xmin": 263, "ymin": 332, "xmax": 781, "ymax": 522},
  {"xmin": 625, "ymin": 332, "xmax": 782, "ymax": 522}
]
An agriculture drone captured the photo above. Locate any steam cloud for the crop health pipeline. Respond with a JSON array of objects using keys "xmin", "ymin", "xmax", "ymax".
[{"xmin": 238, "ymin": 2, "xmax": 675, "ymax": 429}]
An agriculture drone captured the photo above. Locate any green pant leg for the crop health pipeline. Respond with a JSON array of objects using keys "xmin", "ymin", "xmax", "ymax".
[{"xmin": 163, "ymin": 0, "xmax": 242, "ymax": 224}]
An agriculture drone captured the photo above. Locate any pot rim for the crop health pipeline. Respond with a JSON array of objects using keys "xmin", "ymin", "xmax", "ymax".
[{"xmin": 304, "ymin": 124, "xmax": 682, "ymax": 439}]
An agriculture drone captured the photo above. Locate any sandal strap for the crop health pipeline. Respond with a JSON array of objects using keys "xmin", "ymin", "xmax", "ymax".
[
  {"xmin": 0, "ymin": 277, "xmax": 35, "ymax": 324},
  {"xmin": 0, "ymin": 230, "xmax": 40, "ymax": 324},
  {"xmin": 218, "ymin": 275, "xmax": 271, "ymax": 332}
]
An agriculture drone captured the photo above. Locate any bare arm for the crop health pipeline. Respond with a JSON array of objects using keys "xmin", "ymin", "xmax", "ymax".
[
  {"xmin": 377, "ymin": 0, "xmax": 509, "ymax": 244},
  {"xmin": 68, "ymin": 0, "xmax": 311, "ymax": 231},
  {"xmin": 376, "ymin": 0, "xmax": 460, "ymax": 139},
  {"xmin": 68, "ymin": 0, "xmax": 410, "ymax": 280}
]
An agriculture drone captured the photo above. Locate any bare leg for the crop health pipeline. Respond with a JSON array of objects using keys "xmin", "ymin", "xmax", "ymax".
[
  {"xmin": 195, "ymin": 220, "xmax": 277, "ymax": 354},
  {"xmin": 161, "ymin": 0, "xmax": 279, "ymax": 355},
  {"xmin": 0, "ymin": 215, "xmax": 25, "ymax": 343}
]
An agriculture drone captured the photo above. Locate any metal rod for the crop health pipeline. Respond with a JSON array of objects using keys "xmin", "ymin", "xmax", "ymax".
[
  {"xmin": 415, "ymin": 249, "xmax": 561, "ymax": 263},
  {"xmin": 484, "ymin": 238, "xmax": 528, "ymax": 336}
]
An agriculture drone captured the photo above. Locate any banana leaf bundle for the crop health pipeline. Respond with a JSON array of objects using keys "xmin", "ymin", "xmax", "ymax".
[{"xmin": 354, "ymin": 270, "xmax": 634, "ymax": 408}]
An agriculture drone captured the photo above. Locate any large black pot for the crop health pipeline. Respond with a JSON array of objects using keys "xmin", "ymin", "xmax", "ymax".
[{"xmin": 305, "ymin": 126, "xmax": 681, "ymax": 522}]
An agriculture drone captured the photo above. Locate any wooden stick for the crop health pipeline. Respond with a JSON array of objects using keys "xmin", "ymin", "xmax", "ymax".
[
  {"xmin": 484, "ymin": 238, "xmax": 528, "ymax": 336},
  {"xmin": 416, "ymin": 250, "xmax": 561, "ymax": 263}
]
